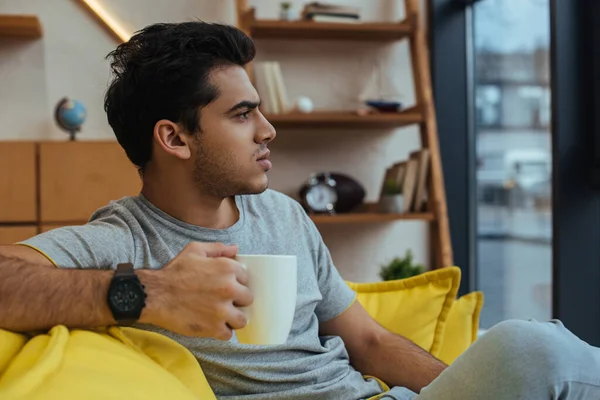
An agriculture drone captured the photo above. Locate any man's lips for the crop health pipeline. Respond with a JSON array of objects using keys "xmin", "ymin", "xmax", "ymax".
[
  {"xmin": 256, "ymin": 150, "xmax": 270, "ymax": 161},
  {"xmin": 257, "ymin": 150, "xmax": 271, "ymax": 170}
]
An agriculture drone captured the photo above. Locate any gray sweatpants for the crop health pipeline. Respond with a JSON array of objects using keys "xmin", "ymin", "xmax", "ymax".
[{"xmin": 379, "ymin": 319, "xmax": 600, "ymax": 399}]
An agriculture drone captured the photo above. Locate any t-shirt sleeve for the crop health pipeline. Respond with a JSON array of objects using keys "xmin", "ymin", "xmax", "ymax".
[
  {"xmin": 299, "ymin": 212, "xmax": 357, "ymax": 322},
  {"xmin": 313, "ymin": 238, "xmax": 357, "ymax": 322},
  {"xmin": 17, "ymin": 215, "xmax": 136, "ymax": 270}
]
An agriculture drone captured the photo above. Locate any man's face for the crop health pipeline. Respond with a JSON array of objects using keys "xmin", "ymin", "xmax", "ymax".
[{"xmin": 191, "ymin": 65, "xmax": 276, "ymax": 198}]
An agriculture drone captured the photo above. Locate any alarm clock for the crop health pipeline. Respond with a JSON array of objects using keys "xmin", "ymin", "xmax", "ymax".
[
  {"xmin": 299, "ymin": 173, "xmax": 338, "ymax": 214},
  {"xmin": 299, "ymin": 172, "xmax": 366, "ymax": 214}
]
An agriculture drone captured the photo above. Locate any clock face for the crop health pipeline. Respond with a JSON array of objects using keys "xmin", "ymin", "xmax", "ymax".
[
  {"xmin": 306, "ymin": 184, "xmax": 337, "ymax": 212},
  {"xmin": 109, "ymin": 281, "xmax": 144, "ymax": 312}
]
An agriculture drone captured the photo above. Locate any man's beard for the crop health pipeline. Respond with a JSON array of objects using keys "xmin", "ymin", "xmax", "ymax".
[{"xmin": 192, "ymin": 138, "xmax": 268, "ymax": 198}]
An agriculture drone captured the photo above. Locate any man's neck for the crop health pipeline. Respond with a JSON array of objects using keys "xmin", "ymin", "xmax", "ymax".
[{"xmin": 140, "ymin": 175, "xmax": 239, "ymax": 230}]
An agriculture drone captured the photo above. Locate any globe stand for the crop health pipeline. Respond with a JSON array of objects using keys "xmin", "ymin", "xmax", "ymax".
[{"xmin": 67, "ymin": 129, "xmax": 78, "ymax": 141}]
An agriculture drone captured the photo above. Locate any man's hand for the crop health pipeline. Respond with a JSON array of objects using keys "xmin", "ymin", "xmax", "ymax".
[{"xmin": 140, "ymin": 242, "xmax": 253, "ymax": 340}]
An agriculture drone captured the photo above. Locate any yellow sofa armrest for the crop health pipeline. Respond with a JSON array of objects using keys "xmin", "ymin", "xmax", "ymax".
[{"xmin": 0, "ymin": 325, "xmax": 216, "ymax": 400}]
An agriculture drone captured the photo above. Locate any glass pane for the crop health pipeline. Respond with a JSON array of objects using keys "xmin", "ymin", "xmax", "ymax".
[{"xmin": 473, "ymin": 0, "xmax": 552, "ymax": 329}]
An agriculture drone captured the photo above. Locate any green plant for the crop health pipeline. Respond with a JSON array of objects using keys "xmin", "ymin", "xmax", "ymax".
[
  {"xmin": 280, "ymin": 1, "xmax": 292, "ymax": 9},
  {"xmin": 379, "ymin": 250, "xmax": 425, "ymax": 281},
  {"xmin": 382, "ymin": 178, "xmax": 402, "ymax": 196}
]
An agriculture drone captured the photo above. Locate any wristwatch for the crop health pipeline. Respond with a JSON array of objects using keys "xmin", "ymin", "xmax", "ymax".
[{"xmin": 107, "ymin": 263, "xmax": 147, "ymax": 326}]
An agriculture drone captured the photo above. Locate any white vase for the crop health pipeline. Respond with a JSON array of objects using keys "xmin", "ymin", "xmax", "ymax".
[
  {"xmin": 280, "ymin": 8, "xmax": 294, "ymax": 21},
  {"xmin": 380, "ymin": 194, "xmax": 405, "ymax": 213}
]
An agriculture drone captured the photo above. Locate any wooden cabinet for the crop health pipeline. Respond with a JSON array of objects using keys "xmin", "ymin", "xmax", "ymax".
[
  {"xmin": 0, "ymin": 226, "xmax": 38, "ymax": 245},
  {"xmin": 0, "ymin": 141, "xmax": 140, "ymax": 238},
  {"xmin": 39, "ymin": 142, "xmax": 141, "ymax": 223},
  {"xmin": 0, "ymin": 142, "xmax": 37, "ymax": 223}
]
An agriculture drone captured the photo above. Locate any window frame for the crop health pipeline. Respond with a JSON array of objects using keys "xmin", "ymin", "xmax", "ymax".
[{"xmin": 429, "ymin": 0, "xmax": 600, "ymax": 345}]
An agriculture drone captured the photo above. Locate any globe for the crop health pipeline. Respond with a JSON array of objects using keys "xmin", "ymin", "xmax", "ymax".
[{"xmin": 54, "ymin": 97, "xmax": 87, "ymax": 140}]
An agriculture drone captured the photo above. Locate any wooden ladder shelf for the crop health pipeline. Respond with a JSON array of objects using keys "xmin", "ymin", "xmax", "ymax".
[{"xmin": 235, "ymin": 0, "xmax": 453, "ymax": 270}]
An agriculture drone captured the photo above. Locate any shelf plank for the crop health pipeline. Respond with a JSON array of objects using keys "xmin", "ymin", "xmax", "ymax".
[
  {"xmin": 310, "ymin": 212, "xmax": 434, "ymax": 224},
  {"xmin": 250, "ymin": 19, "xmax": 413, "ymax": 41},
  {"xmin": 0, "ymin": 15, "xmax": 42, "ymax": 39},
  {"xmin": 265, "ymin": 107, "xmax": 423, "ymax": 129}
]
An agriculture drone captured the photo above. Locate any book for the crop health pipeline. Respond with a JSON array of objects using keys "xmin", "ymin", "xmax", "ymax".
[
  {"xmin": 303, "ymin": 2, "xmax": 360, "ymax": 14},
  {"xmin": 253, "ymin": 61, "xmax": 290, "ymax": 115},
  {"xmin": 264, "ymin": 62, "xmax": 280, "ymax": 114},
  {"xmin": 310, "ymin": 15, "xmax": 360, "ymax": 23},
  {"xmin": 305, "ymin": 12, "xmax": 360, "ymax": 19},
  {"xmin": 302, "ymin": 2, "xmax": 360, "ymax": 20},
  {"xmin": 270, "ymin": 61, "xmax": 289, "ymax": 113},
  {"xmin": 410, "ymin": 149, "xmax": 431, "ymax": 212},
  {"xmin": 253, "ymin": 62, "xmax": 275, "ymax": 114},
  {"xmin": 401, "ymin": 158, "xmax": 418, "ymax": 212}
]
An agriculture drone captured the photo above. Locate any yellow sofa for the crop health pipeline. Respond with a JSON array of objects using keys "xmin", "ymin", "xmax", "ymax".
[{"xmin": 0, "ymin": 266, "xmax": 482, "ymax": 400}]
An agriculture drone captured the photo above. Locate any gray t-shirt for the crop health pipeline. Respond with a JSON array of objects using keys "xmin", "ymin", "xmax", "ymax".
[{"xmin": 20, "ymin": 189, "xmax": 384, "ymax": 400}]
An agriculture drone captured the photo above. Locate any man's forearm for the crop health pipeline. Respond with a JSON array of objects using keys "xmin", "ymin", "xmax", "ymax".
[
  {"xmin": 0, "ymin": 255, "xmax": 157, "ymax": 332},
  {"xmin": 353, "ymin": 330, "xmax": 447, "ymax": 393}
]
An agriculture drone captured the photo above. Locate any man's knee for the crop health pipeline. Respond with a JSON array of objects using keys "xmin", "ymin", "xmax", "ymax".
[
  {"xmin": 483, "ymin": 319, "xmax": 566, "ymax": 357},
  {"xmin": 478, "ymin": 319, "xmax": 569, "ymax": 382},
  {"xmin": 420, "ymin": 319, "xmax": 596, "ymax": 399}
]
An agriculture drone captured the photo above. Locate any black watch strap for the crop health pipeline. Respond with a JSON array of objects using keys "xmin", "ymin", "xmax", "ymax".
[
  {"xmin": 118, "ymin": 318, "xmax": 138, "ymax": 327},
  {"xmin": 115, "ymin": 262, "xmax": 135, "ymax": 279}
]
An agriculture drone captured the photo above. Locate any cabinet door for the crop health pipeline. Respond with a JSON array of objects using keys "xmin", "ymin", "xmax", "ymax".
[
  {"xmin": 0, "ymin": 226, "xmax": 38, "ymax": 245},
  {"xmin": 0, "ymin": 142, "xmax": 37, "ymax": 222},
  {"xmin": 39, "ymin": 142, "xmax": 141, "ymax": 223}
]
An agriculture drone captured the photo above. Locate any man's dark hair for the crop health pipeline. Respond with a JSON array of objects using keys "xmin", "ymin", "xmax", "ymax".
[{"xmin": 104, "ymin": 21, "xmax": 256, "ymax": 169}]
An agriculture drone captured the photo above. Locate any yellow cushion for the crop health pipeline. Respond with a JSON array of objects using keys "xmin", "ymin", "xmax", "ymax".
[
  {"xmin": 346, "ymin": 266, "xmax": 461, "ymax": 355},
  {"xmin": 0, "ymin": 325, "xmax": 215, "ymax": 400},
  {"xmin": 437, "ymin": 291, "xmax": 484, "ymax": 365}
]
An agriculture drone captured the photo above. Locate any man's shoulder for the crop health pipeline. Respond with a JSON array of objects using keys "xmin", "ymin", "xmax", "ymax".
[{"xmin": 87, "ymin": 195, "xmax": 144, "ymax": 224}]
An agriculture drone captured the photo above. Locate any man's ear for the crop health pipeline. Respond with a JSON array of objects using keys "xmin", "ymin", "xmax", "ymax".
[{"xmin": 153, "ymin": 119, "xmax": 192, "ymax": 160}]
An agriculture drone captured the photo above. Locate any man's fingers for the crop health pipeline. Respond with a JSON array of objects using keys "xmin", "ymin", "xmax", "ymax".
[
  {"xmin": 216, "ymin": 325, "xmax": 234, "ymax": 341},
  {"xmin": 233, "ymin": 284, "xmax": 254, "ymax": 308},
  {"xmin": 216, "ymin": 243, "xmax": 239, "ymax": 258},
  {"xmin": 226, "ymin": 309, "xmax": 249, "ymax": 331},
  {"xmin": 234, "ymin": 263, "xmax": 250, "ymax": 286},
  {"xmin": 186, "ymin": 242, "xmax": 239, "ymax": 258}
]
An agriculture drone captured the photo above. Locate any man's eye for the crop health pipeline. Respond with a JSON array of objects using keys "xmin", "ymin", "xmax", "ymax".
[{"xmin": 237, "ymin": 111, "xmax": 250, "ymax": 120}]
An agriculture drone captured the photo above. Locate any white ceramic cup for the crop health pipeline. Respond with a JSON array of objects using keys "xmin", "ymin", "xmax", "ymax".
[{"xmin": 234, "ymin": 254, "xmax": 297, "ymax": 346}]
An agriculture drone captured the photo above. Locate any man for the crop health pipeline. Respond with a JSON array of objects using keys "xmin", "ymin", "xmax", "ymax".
[{"xmin": 0, "ymin": 21, "xmax": 598, "ymax": 400}]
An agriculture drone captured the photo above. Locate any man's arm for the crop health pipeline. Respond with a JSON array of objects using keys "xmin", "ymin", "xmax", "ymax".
[
  {"xmin": 320, "ymin": 300, "xmax": 447, "ymax": 394},
  {"xmin": 0, "ymin": 243, "xmax": 252, "ymax": 339},
  {"xmin": 0, "ymin": 248, "xmax": 117, "ymax": 332}
]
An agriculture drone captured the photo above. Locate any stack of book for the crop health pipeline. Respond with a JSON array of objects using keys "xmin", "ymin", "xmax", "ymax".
[
  {"xmin": 379, "ymin": 149, "xmax": 431, "ymax": 213},
  {"xmin": 301, "ymin": 2, "xmax": 361, "ymax": 23},
  {"xmin": 253, "ymin": 61, "xmax": 289, "ymax": 115}
]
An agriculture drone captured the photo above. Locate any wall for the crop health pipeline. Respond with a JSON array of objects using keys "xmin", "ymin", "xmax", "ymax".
[{"xmin": 0, "ymin": 0, "xmax": 430, "ymax": 282}]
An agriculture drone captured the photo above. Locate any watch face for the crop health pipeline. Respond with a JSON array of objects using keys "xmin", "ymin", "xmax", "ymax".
[
  {"xmin": 109, "ymin": 280, "xmax": 144, "ymax": 313},
  {"xmin": 306, "ymin": 184, "xmax": 337, "ymax": 212}
]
